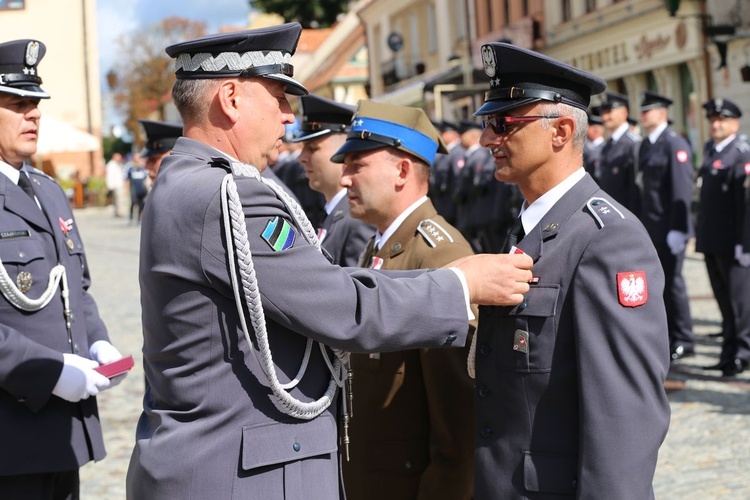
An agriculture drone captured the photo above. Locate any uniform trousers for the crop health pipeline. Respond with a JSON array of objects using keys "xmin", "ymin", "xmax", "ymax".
[
  {"xmin": 0, "ymin": 470, "xmax": 79, "ymax": 500},
  {"xmin": 655, "ymin": 244, "xmax": 694, "ymax": 348},
  {"xmin": 704, "ymin": 254, "xmax": 750, "ymax": 362}
]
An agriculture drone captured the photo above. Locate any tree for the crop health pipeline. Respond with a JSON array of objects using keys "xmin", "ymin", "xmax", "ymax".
[
  {"xmin": 109, "ymin": 17, "xmax": 206, "ymax": 145},
  {"xmin": 248, "ymin": 0, "xmax": 350, "ymax": 28}
]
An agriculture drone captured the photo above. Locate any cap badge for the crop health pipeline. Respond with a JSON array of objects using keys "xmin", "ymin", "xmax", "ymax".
[
  {"xmin": 25, "ymin": 41, "xmax": 40, "ymax": 66},
  {"xmin": 617, "ymin": 271, "xmax": 648, "ymax": 307},
  {"xmin": 482, "ymin": 45, "xmax": 496, "ymax": 78}
]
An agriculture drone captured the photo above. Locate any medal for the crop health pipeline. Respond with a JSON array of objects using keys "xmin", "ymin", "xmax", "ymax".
[{"xmin": 16, "ymin": 271, "xmax": 33, "ymax": 293}]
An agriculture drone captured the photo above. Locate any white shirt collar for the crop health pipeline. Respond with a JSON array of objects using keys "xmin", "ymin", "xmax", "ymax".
[
  {"xmin": 610, "ymin": 122, "xmax": 630, "ymax": 142},
  {"xmin": 519, "ymin": 168, "xmax": 586, "ymax": 235},
  {"xmin": 647, "ymin": 122, "xmax": 668, "ymax": 144},
  {"xmin": 0, "ymin": 160, "xmax": 21, "ymax": 184},
  {"xmin": 714, "ymin": 134, "xmax": 736, "ymax": 153},
  {"xmin": 325, "ymin": 189, "xmax": 347, "ymax": 215},
  {"xmin": 375, "ymin": 196, "xmax": 428, "ymax": 250},
  {"xmin": 464, "ymin": 143, "xmax": 481, "ymax": 156},
  {"xmin": 589, "ymin": 136, "xmax": 605, "ymax": 147}
]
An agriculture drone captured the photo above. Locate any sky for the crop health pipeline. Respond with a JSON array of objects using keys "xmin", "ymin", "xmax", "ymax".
[{"xmin": 97, "ymin": 0, "xmax": 251, "ymax": 132}]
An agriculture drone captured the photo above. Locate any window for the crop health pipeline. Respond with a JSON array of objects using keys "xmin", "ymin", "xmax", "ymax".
[
  {"xmin": 455, "ymin": 0, "xmax": 466, "ymax": 40},
  {"xmin": 585, "ymin": 0, "xmax": 596, "ymax": 13},
  {"xmin": 0, "ymin": 0, "xmax": 25, "ymax": 9},
  {"xmin": 504, "ymin": 0, "xmax": 510, "ymax": 23},
  {"xmin": 428, "ymin": 3, "xmax": 437, "ymax": 54},
  {"xmin": 522, "ymin": 0, "xmax": 529, "ymax": 17},
  {"xmin": 562, "ymin": 0, "xmax": 572, "ymax": 22}
]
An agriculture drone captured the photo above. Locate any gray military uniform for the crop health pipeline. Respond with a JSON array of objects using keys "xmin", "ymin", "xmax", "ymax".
[
  {"xmin": 318, "ymin": 194, "xmax": 373, "ymax": 267},
  {"xmin": 126, "ymin": 138, "xmax": 470, "ymax": 500},
  {"xmin": 474, "ymin": 174, "xmax": 670, "ymax": 499}
]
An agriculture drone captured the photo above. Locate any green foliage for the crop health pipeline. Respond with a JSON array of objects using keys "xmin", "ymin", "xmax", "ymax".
[
  {"xmin": 249, "ymin": 0, "xmax": 350, "ymax": 28},
  {"xmin": 102, "ymin": 136, "xmax": 133, "ymax": 162}
]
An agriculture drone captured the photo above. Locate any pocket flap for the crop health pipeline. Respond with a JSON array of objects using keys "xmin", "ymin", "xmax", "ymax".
[
  {"xmin": 509, "ymin": 285, "xmax": 559, "ymax": 317},
  {"xmin": 523, "ymin": 450, "xmax": 577, "ymax": 494},
  {"xmin": 241, "ymin": 414, "xmax": 337, "ymax": 470},
  {"xmin": 0, "ymin": 238, "xmax": 45, "ymax": 264}
]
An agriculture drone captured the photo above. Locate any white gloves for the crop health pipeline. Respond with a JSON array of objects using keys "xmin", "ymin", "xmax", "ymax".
[
  {"xmin": 90, "ymin": 340, "xmax": 128, "ymax": 388},
  {"xmin": 52, "ymin": 353, "xmax": 110, "ymax": 403},
  {"xmin": 735, "ymin": 244, "xmax": 750, "ymax": 268},
  {"xmin": 666, "ymin": 230, "xmax": 688, "ymax": 255}
]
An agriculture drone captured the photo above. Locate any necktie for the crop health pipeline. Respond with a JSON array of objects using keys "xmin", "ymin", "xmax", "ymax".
[
  {"xmin": 502, "ymin": 216, "xmax": 525, "ymax": 253},
  {"xmin": 360, "ymin": 237, "xmax": 377, "ymax": 267},
  {"xmin": 17, "ymin": 173, "xmax": 37, "ymax": 203}
]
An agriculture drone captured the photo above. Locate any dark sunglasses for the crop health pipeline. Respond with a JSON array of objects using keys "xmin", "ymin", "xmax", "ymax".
[{"xmin": 481, "ymin": 115, "xmax": 561, "ymax": 134}]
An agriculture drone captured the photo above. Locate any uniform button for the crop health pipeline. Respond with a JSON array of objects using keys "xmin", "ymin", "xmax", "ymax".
[
  {"xmin": 293, "ymin": 441, "xmax": 301, "ymax": 452},
  {"xmin": 478, "ymin": 344, "xmax": 491, "ymax": 356},
  {"xmin": 518, "ymin": 300, "xmax": 527, "ymax": 311},
  {"xmin": 480, "ymin": 426, "xmax": 493, "ymax": 438},
  {"xmin": 478, "ymin": 385, "xmax": 490, "ymax": 398},
  {"xmin": 445, "ymin": 334, "xmax": 457, "ymax": 345},
  {"xmin": 73, "ymin": 343, "xmax": 79, "ymax": 354},
  {"xmin": 592, "ymin": 200, "xmax": 601, "ymax": 206},
  {"xmin": 19, "ymin": 251, "xmax": 25, "ymax": 258},
  {"xmin": 404, "ymin": 460, "xmax": 412, "ymax": 469}
]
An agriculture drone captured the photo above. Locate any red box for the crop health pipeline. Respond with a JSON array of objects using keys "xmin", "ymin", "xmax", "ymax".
[{"xmin": 94, "ymin": 355, "xmax": 134, "ymax": 378}]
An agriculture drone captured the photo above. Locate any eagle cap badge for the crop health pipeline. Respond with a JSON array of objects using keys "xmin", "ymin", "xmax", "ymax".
[{"xmin": 617, "ymin": 270, "xmax": 648, "ymax": 307}]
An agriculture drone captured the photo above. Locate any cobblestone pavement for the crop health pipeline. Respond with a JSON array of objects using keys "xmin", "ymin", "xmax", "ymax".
[{"xmin": 72, "ymin": 207, "xmax": 750, "ymax": 499}]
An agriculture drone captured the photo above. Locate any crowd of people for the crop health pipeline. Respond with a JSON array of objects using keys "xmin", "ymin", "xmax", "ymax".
[{"xmin": 1, "ymin": 20, "xmax": 749, "ymax": 500}]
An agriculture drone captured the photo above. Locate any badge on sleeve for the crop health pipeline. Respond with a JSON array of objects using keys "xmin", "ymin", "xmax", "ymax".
[
  {"xmin": 617, "ymin": 271, "xmax": 648, "ymax": 307},
  {"xmin": 676, "ymin": 150, "xmax": 689, "ymax": 163},
  {"xmin": 261, "ymin": 216, "xmax": 296, "ymax": 251}
]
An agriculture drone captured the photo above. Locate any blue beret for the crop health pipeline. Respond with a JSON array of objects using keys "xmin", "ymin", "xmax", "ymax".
[
  {"xmin": 291, "ymin": 94, "xmax": 355, "ymax": 142},
  {"xmin": 165, "ymin": 23, "xmax": 307, "ymax": 96},
  {"xmin": 474, "ymin": 42, "xmax": 605, "ymax": 116},
  {"xmin": 0, "ymin": 39, "xmax": 49, "ymax": 99}
]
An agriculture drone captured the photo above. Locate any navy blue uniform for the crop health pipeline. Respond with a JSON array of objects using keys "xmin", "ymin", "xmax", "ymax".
[
  {"xmin": 639, "ymin": 127, "xmax": 695, "ymax": 352},
  {"xmin": 696, "ymin": 136, "xmax": 750, "ymax": 364},
  {"xmin": 598, "ymin": 130, "xmax": 641, "ymax": 214}
]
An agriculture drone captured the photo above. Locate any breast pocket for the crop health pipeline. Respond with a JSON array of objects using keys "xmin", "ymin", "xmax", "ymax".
[
  {"xmin": 0, "ymin": 237, "xmax": 48, "ymax": 299},
  {"xmin": 481, "ymin": 284, "xmax": 560, "ymax": 373}
]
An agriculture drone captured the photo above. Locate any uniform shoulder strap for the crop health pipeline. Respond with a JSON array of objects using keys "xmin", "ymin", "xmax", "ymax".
[
  {"xmin": 585, "ymin": 197, "xmax": 626, "ymax": 229},
  {"xmin": 416, "ymin": 218, "xmax": 455, "ymax": 248}
]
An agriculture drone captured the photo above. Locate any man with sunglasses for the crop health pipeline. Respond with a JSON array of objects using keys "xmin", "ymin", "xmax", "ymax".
[{"xmin": 472, "ymin": 43, "xmax": 670, "ymax": 499}]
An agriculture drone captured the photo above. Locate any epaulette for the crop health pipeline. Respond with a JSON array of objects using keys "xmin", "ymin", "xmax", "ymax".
[
  {"xmin": 734, "ymin": 136, "xmax": 750, "ymax": 153},
  {"xmin": 26, "ymin": 166, "xmax": 54, "ymax": 182},
  {"xmin": 417, "ymin": 219, "xmax": 455, "ymax": 248},
  {"xmin": 210, "ymin": 156, "xmax": 232, "ymax": 170},
  {"xmin": 585, "ymin": 197, "xmax": 626, "ymax": 229}
]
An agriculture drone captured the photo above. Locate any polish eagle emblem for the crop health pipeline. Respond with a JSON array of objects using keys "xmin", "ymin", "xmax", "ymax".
[
  {"xmin": 482, "ymin": 45, "xmax": 496, "ymax": 78},
  {"xmin": 617, "ymin": 271, "xmax": 648, "ymax": 307}
]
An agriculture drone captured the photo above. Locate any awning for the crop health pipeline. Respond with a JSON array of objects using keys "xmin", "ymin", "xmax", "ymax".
[{"xmin": 36, "ymin": 116, "xmax": 100, "ymax": 155}]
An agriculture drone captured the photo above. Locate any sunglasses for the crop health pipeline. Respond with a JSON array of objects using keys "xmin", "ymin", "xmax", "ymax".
[{"xmin": 481, "ymin": 115, "xmax": 561, "ymax": 134}]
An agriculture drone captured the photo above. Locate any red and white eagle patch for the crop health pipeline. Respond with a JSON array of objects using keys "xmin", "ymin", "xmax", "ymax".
[
  {"xmin": 617, "ymin": 271, "xmax": 648, "ymax": 307},
  {"xmin": 676, "ymin": 150, "xmax": 689, "ymax": 163},
  {"xmin": 745, "ymin": 162, "xmax": 750, "ymax": 176}
]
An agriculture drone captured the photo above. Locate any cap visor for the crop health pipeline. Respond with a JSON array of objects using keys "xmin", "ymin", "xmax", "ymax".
[
  {"xmin": 0, "ymin": 85, "xmax": 50, "ymax": 99},
  {"xmin": 290, "ymin": 129, "xmax": 332, "ymax": 143},
  {"xmin": 330, "ymin": 139, "xmax": 387, "ymax": 164},
  {"xmin": 473, "ymin": 97, "xmax": 540, "ymax": 117},
  {"xmin": 263, "ymin": 73, "xmax": 308, "ymax": 96}
]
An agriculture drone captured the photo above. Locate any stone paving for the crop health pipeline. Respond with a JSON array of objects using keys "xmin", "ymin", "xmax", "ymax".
[{"xmin": 71, "ymin": 207, "xmax": 750, "ymax": 499}]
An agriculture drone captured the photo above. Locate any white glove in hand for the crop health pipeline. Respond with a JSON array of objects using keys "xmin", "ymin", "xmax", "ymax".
[
  {"xmin": 89, "ymin": 340, "xmax": 128, "ymax": 388},
  {"xmin": 52, "ymin": 353, "xmax": 111, "ymax": 403},
  {"xmin": 735, "ymin": 244, "xmax": 750, "ymax": 268},
  {"xmin": 666, "ymin": 230, "xmax": 688, "ymax": 255}
]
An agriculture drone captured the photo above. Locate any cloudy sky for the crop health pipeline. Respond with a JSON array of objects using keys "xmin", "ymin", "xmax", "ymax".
[{"xmin": 97, "ymin": 0, "xmax": 251, "ymax": 129}]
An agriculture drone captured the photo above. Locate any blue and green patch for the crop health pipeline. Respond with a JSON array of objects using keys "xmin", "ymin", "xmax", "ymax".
[{"xmin": 261, "ymin": 216, "xmax": 296, "ymax": 251}]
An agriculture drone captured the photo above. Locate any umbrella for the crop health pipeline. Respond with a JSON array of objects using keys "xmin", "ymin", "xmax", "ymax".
[{"xmin": 36, "ymin": 115, "xmax": 100, "ymax": 154}]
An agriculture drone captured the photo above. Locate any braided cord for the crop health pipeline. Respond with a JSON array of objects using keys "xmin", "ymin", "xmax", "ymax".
[
  {"xmin": 0, "ymin": 258, "xmax": 69, "ymax": 312},
  {"xmin": 220, "ymin": 162, "xmax": 349, "ymax": 419}
]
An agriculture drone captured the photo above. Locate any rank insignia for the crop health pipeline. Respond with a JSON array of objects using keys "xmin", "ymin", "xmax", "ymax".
[
  {"xmin": 17, "ymin": 271, "xmax": 32, "ymax": 293},
  {"xmin": 261, "ymin": 216, "xmax": 296, "ymax": 251},
  {"xmin": 617, "ymin": 270, "xmax": 648, "ymax": 307},
  {"xmin": 513, "ymin": 329, "xmax": 529, "ymax": 353},
  {"xmin": 58, "ymin": 217, "xmax": 73, "ymax": 235}
]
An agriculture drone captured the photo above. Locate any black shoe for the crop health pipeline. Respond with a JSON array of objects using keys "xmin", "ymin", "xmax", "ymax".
[
  {"xmin": 670, "ymin": 345, "xmax": 695, "ymax": 361},
  {"xmin": 704, "ymin": 360, "xmax": 731, "ymax": 371},
  {"xmin": 722, "ymin": 359, "xmax": 748, "ymax": 377}
]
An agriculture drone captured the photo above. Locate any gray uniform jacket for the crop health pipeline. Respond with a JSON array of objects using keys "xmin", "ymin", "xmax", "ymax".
[
  {"xmin": 319, "ymin": 195, "xmax": 373, "ymax": 267},
  {"xmin": 126, "ymin": 138, "xmax": 470, "ymax": 500},
  {"xmin": 474, "ymin": 174, "xmax": 670, "ymax": 499},
  {"xmin": 0, "ymin": 169, "xmax": 108, "ymax": 475}
]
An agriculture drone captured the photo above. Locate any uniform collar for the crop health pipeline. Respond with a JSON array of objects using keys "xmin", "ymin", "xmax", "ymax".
[
  {"xmin": 325, "ymin": 189, "xmax": 347, "ymax": 215},
  {"xmin": 647, "ymin": 122, "xmax": 668, "ymax": 144},
  {"xmin": 519, "ymin": 167, "xmax": 586, "ymax": 235},
  {"xmin": 0, "ymin": 159, "xmax": 21, "ymax": 184},
  {"xmin": 714, "ymin": 134, "xmax": 736, "ymax": 153},
  {"xmin": 610, "ymin": 122, "xmax": 629, "ymax": 143},
  {"xmin": 375, "ymin": 195, "xmax": 428, "ymax": 251}
]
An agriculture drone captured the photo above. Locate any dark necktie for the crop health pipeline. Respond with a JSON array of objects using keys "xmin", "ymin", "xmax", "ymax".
[
  {"xmin": 360, "ymin": 237, "xmax": 377, "ymax": 267},
  {"xmin": 502, "ymin": 216, "xmax": 525, "ymax": 253},
  {"xmin": 17, "ymin": 173, "xmax": 37, "ymax": 204}
]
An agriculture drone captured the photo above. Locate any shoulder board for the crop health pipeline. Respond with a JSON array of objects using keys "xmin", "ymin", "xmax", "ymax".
[
  {"xmin": 27, "ymin": 167, "xmax": 54, "ymax": 182},
  {"xmin": 417, "ymin": 218, "xmax": 455, "ymax": 248},
  {"xmin": 585, "ymin": 197, "xmax": 626, "ymax": 229},
  {"xmin": 734, "ymin": 138, "xmax": 750, "ymax": 153},
  {"xmin": 209, "ymin": 156, "xmax": 232, "ymax": 170}
]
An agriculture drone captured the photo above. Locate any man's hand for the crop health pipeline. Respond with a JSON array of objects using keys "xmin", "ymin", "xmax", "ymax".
[
  {"xmin": 735, "ymin": 244, "xmax": 750, "ymax": 268},
  {"xmin": 52, "ymin": 353, "xmax": 111, "ymax": 403},
  {"xmin": 90, "ymin": 340, "xmax": 128, "ymax": 388},
  {"xmin": 448, "ymin": 253, "xmax": 533, "ymax": 306},
  {"xmin": 666, "ymin": 230, "xmax": 688, "ymax": 255}
]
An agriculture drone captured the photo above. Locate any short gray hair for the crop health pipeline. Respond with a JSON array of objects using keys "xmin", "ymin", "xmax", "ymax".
[
  {"xmin": 171, "ymin": 79, "xmax": 219, "ymax": 124},
  {"xmin": 537, "ymin": 102, "xmax": 587, "ymax": 150}
]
